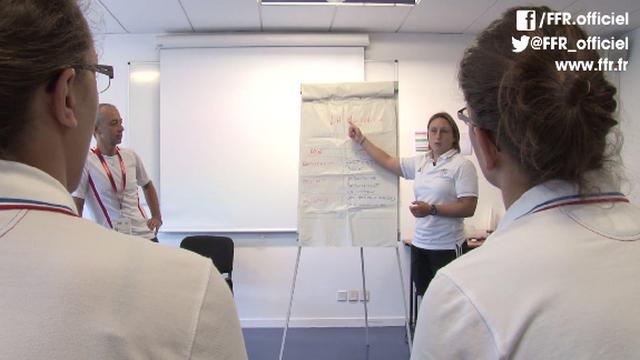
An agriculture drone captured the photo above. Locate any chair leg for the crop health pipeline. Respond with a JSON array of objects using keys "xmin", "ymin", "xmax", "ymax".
[
  {"xmin": 409, "ymin": 267, "xmax": 415, "ymax": 335},
  {"xmin": 226, "ymin": 278, "xmax": 233, "ymax": 293}
]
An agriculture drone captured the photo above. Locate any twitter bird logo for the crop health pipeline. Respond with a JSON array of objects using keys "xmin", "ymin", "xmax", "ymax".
[{"xmin": 512, "ymin": 35, "xmax": 530, "ymax": 53}]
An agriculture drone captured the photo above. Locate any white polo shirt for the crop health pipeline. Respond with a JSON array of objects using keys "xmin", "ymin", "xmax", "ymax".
[
  {"xmin": 411, "ymin": 179, "xmax": 640, "ymax": 359},
  {"xmin": 400, "ymin": 149, "xmax": 478, "ymax": 250},
  {"xmin": 0, "ymin": 160, "xmax": 247, "ymax": 359},
  {"xmin": 73, "ymin": 147, "xmax": 154, "ymax": 239}
]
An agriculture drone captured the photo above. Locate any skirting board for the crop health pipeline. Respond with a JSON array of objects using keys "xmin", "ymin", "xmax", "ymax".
[{"xmin": 240, "ymin": 316, "xmax": 406, "ymax": 328}]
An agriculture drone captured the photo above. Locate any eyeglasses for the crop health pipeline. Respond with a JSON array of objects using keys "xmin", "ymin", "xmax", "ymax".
[
  {"xmin": 48, "ymin": 64, "xmax": 114, "ymax": 94},
  {"xmin": 457, "ymin": 107, "xmax": 475, "ymax": 127},
  {"xmin": 458, "ymin": 106, "xmax": 500, "ymax": 147},
  {"xmin": 73, "ymin": 64, "xmax": 114, "ymax": 93}
]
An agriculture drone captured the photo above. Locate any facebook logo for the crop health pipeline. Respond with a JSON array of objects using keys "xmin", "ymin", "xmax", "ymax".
[{"xmin": 516, "ymin": 10, "xmax": 536, "ymax": 31}]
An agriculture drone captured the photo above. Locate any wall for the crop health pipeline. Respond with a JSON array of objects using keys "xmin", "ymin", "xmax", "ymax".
[{"xmin": 100, "ymin": 30, "xmax": 640, "ymax": 327}]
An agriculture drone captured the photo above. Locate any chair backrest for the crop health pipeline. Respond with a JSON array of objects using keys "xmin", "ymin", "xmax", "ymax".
[{"xmin": 180, "ymin": 236, "xmax": 234, "ymax": 275}]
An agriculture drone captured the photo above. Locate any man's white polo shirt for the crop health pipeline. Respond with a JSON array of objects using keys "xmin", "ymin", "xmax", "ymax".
[{"xmin": 73, "ymin": 148, "xmax": 154, "ymax": 239}]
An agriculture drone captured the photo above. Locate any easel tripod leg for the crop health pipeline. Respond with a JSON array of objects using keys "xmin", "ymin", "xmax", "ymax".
[
  {"xmin": 360, "ymin": 247, "xmax": 370, "ymax": 346},
  {"xmin": 396, "ymin": 246, "xmax": 412, "ymax": 353},
  {"xmin": 279, "ymin": 246, "xmax": 302, "ymax": 360}
]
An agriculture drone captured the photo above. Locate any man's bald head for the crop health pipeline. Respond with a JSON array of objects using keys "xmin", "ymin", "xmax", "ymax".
[
  {"xmin": 96, "ymin": 103, "xmax": 118, "ymax": 128},
  {"xmin": 94, "ymin": 104, "xmax": 124, "ymax": 150}
]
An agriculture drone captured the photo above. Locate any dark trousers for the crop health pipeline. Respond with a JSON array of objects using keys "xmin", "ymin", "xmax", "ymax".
[{"xmin": 411, "ymin": 245, "xmax": 457, "ymax": 296}]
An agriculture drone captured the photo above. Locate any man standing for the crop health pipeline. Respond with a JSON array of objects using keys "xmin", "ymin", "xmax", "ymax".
[{"xmin": 73, "ymin": 103, "xmax": 162, "ymax": 242}]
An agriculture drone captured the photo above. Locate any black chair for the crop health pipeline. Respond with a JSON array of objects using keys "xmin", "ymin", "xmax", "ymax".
[{"xmin": 180, "ymin": 235, "xmax": 234, "ymax": 292}]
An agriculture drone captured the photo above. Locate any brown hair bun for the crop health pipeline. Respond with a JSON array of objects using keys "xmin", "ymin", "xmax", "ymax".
[{"xmin": 459, "ymin": 6, "xmax": 620, "ymax": 187}]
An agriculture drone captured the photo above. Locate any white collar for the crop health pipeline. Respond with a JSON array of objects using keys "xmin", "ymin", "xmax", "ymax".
[
  {"xmin": 0, "ymin": 160, "xmax": 78, "ymax": 215},
  {"xmin": 496, "ymin": 179, "xmax": 623, "ymax": 232},
  {"xmin": 497, "ymin": 180, "xmax": 577, "ymax": 232},
  {"xmin": 426, "ymin": 148, "xmax": 458, "ymax": 163}
]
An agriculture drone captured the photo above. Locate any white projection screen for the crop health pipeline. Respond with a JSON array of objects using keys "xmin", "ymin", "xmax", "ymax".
[{"xmin": 160, "ymin": 46, "xmax": 364, "ymax": 232}]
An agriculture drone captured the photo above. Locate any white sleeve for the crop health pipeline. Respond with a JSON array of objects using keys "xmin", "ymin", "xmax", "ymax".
[
  {"xmin": 455, "ymin": 158, "xmax": 478, "ymax": 198},
  {"xmin": 132, "ymin": 151, "xmax": 151, "ymax": 187},
  {"xmin": 189, "ymin": 266, "xmax": 248, "ymax": 360},
  {"xmin": 399, "ymin": 155, "xmax": 419, "ymax": 180},
  {"xmin": 411, "ymin": 273, "xmax": 498, "ymax": 360},
  {"xmin": 71, "ymin": 163, "xmax": 90, "ymax": 199}
]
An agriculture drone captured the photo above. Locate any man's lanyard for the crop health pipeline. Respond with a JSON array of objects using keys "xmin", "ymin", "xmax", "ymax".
[
  {"xmin": 92, "ymin": 147, "xmax": 126, "ymax": 209},
  {"xmin": 0, "ymin": 198, "xmax": 78, "ymax": 217},
  {"xmin": 520, "ymin": 192, "xmax": 629, "ymax": 219}
]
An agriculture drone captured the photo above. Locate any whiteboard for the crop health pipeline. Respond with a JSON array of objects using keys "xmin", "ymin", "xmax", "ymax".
[
  {"xmin": 159, "ymin": 47, "xmax": 364, "ymax": 232},
  {"xmin": 298, "ymin": 82, "xmax": 398, "ymax": 247}
]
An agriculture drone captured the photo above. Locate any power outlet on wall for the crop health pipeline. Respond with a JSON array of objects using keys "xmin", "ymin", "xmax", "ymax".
[
  {"xmin": 337, "ymin": 289, "xmax": 370, "ymax": 303},
  {"xmin": 348, "ymin": 289, "xmax": 359, "ymax": 302}
]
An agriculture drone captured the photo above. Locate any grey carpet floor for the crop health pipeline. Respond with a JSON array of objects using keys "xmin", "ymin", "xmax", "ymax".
[{"xmin": 243, "ymin": 326, "xmax": 411, "ymax": 360}]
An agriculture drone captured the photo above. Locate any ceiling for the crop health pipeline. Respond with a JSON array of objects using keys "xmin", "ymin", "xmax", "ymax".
[{"xmin": 85, "ymin": 0, "xmax": 640, "ymax": 36}]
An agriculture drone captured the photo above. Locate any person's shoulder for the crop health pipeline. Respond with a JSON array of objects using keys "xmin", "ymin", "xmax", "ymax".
[
  {"xmin": 55, "ymin": 215, "xmax": 211, "ymax": 272},
  {"xmin": 450, "ymin": 151, "xmax": 472, "ymax": 164},
  {"xmin": 70, "ymin": 215, "xmax": 138, "ymax": 241},
  {"xmin": 117, "ymin": 147, "xmax": 138, "ymax": 157},
  {"xmin": 115, "ymin": 147, "xmax": 143, "ymax": 156},
  {"xmin": 450, "ymin": 152, "xmax": 476, "ymax": 171},
  {"xmin": 118, "ymin": 147, "xmax": 145, "ymax": 164},
  {"xmin": 439, "ymin": 243, "xmax": 489, "ymax": 279},
  {"xmin": 562, "ymin": 199, "xmax": 640, "ymax": 241},
  {"xmin": 437, "ymin": 230, "xmax": 522, "ymax": 288}
]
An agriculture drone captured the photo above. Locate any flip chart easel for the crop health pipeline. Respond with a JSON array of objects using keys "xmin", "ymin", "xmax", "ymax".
[{"xmin": 279, "ymin": 78, "xmax": 412, "ymax": 358}]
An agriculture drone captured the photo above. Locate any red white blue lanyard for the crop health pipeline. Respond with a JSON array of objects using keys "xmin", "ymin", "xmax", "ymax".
[
  {"xmin": 521, "ymin": 192, "xmax": 629, "ymax": 219},
  {"xmin": 92, "ymin": 146, "xmax": 126, "ymax": 197},
  {"xmin": 0, "ymin": 198, "xmax": 78, "ymax": 217}
]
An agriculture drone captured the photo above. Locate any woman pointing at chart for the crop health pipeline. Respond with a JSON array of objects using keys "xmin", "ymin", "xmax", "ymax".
[{"xmin": 349, "ymin": 112, "xmax": 478, "ymax": 299}]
